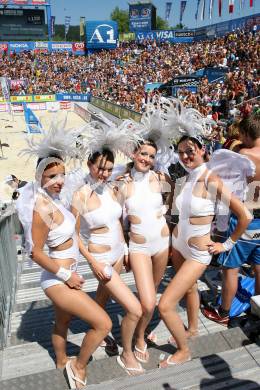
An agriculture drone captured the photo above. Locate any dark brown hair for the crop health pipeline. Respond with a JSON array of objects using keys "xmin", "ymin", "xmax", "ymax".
[
  {"xmin": 239, "ymin": 112, "xmax": 260, "ymax": 140},
  {"xmin": 88, "ymin": 148, "xmax": 115, "ymax": 165}
]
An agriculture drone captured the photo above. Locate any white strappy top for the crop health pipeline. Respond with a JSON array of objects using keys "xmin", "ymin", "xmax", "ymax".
[{"xmin": 176, "ymin": 164, "xmax": 215, "ymax": 219}]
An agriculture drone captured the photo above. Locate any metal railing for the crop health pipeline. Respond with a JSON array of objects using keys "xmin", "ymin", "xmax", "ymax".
[
  {"xmin": 91, "ymin": 97, "xmax": 142, "ymax": 122},
  {"xmin": 0, "ymin": 204, "xmax": 20, "ymax": 377}
]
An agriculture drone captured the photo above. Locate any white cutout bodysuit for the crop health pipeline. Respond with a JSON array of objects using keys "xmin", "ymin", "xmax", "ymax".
[
  {"xmin": 82, "ymin": 184, "xmax": 125, "ymax": 266},
  {"xmin": 40, "ymin": 195, "xmax": 79, "ymax": 290},
  {"xmin": 125, "ymin": 169, "xmax": 169, "ymax": 256},
  {"xmin": 172, "ymin": 163, "xmax": 215, "ymax": 264}
]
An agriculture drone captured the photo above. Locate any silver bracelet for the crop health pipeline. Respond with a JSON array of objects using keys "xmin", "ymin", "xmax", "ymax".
[
  {"xmin": 124, "ymin": 243, "xmax": 129, "ymax": 256},
  {"xmin": 222, "ymin": 237, "xmax": 236, "ymax": 252},
  {"xmin": 56, "ymin": 267, "xmax": 72, "ymax": 282}
]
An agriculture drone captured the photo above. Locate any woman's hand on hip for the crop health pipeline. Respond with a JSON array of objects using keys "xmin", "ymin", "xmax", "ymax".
[{"xmin": 207, "ymin": 242, "xmax": 226, "ymax": 255}]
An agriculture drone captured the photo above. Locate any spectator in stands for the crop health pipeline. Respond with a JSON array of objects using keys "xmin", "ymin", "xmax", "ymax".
[{"xmin": 202, "ymin": 112, "xmax": 260, "ymax": 325}]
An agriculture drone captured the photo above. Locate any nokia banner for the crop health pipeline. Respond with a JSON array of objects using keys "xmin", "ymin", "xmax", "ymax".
[
  {"xmin": 86, "ymin": 21, "xmax": 118, "ymax": 50},
  {"xmin": 129, "ymin": 3, "xmax": 156, "ymax": 32}
]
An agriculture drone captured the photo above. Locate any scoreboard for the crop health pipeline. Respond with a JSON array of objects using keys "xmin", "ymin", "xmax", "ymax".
[{"xmin": 0, "ymin": 8, "xmax": 45, "ymax": 40}]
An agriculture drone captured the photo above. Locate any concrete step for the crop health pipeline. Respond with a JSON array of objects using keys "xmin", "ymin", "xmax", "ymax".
[
  {"xmin": 1, "ymin": 344, "xmax": 260, "ymax": 390},
  {"xmin": 1, "ymin": 316, "xmax": 254, "ymax": 381}
]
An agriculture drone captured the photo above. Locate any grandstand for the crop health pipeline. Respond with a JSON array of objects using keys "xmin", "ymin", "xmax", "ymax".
[{"xmin": 0, "ymin": 1, "xmax": 260, "ymax": 389}]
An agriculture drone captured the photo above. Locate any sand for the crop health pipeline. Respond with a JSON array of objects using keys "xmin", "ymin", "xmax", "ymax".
[{"xmin": 0, "ymin": 109, "xmax": 127, "ymax": 202}]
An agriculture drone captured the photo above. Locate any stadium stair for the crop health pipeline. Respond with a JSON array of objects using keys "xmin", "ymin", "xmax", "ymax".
[{"xmin": 1, "ymin": 250, "xmax": 260, "ymax": 390}]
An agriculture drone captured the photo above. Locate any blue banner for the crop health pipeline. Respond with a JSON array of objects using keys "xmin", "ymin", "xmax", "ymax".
[
  {"xmin": 9, "ymin": 41, "xmax": 34, "ymax": 53},
  {"xmin": 23, "ymin": 104, "xmax": 42, "ymax": 134},
  {"xmin": 56, "ymin": 93, "xmax": 91, "ymax": 102},
  {"xmin": 136, "ymin": 30, "xmax": 194, "ymax": 43},
  {"xmin": 86, "ymin": 21, "xmax": 118, "ymax": 50},
  {"xmin": 129, "ymin": 3, "xmax": 155, "ymax": 32}
]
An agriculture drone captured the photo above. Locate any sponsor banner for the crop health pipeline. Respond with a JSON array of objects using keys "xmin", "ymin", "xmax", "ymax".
[
  {"xmin": 12, "ymin": 103, "xmax": 24, "ymax": 112},
  {"xmin": 59, "ymin": 101, "xmax": 72, "ymax": 110},
  {"xmin": 32, "ymin": 0, "xmax": 47, "ymax": 4},
  {"xmin": 56, "ymin": 93, "xmax": 91, "ymax": 102},
  {"xmin": 129, "ymin": 3, "xmax": 156, "ymax": 32},
  {"xmin": 27, "ymin": 102, "xmax": 46, "ymax": 110},
  {"xmin": 0, "ymin": 97, "xmax": 6, "ymax": 102},
  {"xmin": 49, "ymin": 42, "xmax": 73, "ymax": 52},
  {"xmin": 0, "ymin": 103, "xmax": 9, "ymax": 112},
  {"xmin": 9, "ymin": 41, "xmax": 34, "ymax": 53},
  {"xmin": 35, "ymin": 41, "xmax": 48, "ymax": 50},
  {"xmin": 0, "ymin": 43, "xmax": 8, "ymax": 53},
  {"xmin": 136, "ymin": 30, "xmax": 194, "ymax": 43},
  {"xmin": 0, "ymin": 0, "xmax": 48, "ymax": 3},
  {"xmin": 34, "ymin": 94, "xmax": 55, "ymax": 102},
  {"xmin": 11, "ymin": 95, "xmax": 33, "ymax": 103},
  {"xmin": 72, "ymin": 42, "xmax": 85, "ymax": 54},
  {"xmin": 46, "ymin": 101, "xmax": 60, "ymax": 111},
  {"xmin": 86, "ymin": 21, "xmax": 118, "ymax": 50}
]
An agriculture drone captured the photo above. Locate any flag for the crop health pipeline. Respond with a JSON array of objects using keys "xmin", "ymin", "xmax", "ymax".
[
  {"xmin": 165, "ymin": 2, "xmax": 172, "ymax": 21},
  {"xmin": 249, "ymin": 0, "xmax": 253, "ymax": 7},
  {"xmin": 65, "ymin": 16, "xmax": 71, "ymax": 37},
  {"xmin": 195, "ymin": 0, "xmax": 201, "ymax": 20},
  {"xmin": 229, "ymin": 0, "xmax": 234, "ymax": 13},
  {"xmin": 80, "ymin": 16, "xmax": 85, "ymax": 37},
  {"xmin": 201, "ymin": 0, "xmax": 205, "ymax": 20},
  {"xmin": 51, "ymin": 16, "xmax": 55, "ymax": 37},
  {"xmin": 209, "ymin": 0, "xmax": 214, "ymax": 19},
  {"xmin": 179, "ymin": 0, "xmax": 187, "ymax": 23},
  {"xmin": 0, "ymin": 77, "xmax": 10, "ymax": 102},
  {"xmin": 218, "ymin": 0, "xmax": 222, "ymax": 16}
]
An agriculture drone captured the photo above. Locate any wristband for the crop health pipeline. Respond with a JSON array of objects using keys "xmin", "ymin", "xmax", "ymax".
[
  {"xmin": 56, "ymin": 266, "xmax": 72, "ymax": 282},
  {"xmin": 124, "ymin": 243, "xmax": 129, "ymax": 256},
  {"xmin": 222, "ymin": 237, "xmax": 236, "ymax": 252}
]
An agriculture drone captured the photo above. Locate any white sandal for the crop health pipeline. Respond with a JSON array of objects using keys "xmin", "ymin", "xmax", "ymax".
[
  {"xmin": 134, "ymin": 343, "xmax": 149, "ymax": 363},
  {"xmin": 65, "ymin": 360, "xmax": 87, "ymax": 389},
  {"xmin": 116, "ymin": 356, "xmax": 145, "ymax": 376}
]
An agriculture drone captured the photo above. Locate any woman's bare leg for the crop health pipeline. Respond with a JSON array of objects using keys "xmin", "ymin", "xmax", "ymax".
[
  {"xmin": 95, "ymin": 259, "xmax": 123, "ymax": 308},
  {"xmin": 46, "ymin": 285, "xmax": 112, "ymax": 388},
  {"xmin": 130, "ymin": 249, "xmax": 168, "ymax": 362},
  {"xmin": 99, "ymin": 264, "xmax": 143, "ymax": 372},
  {"xmin": 171, "ymin": 248, "xmax": 199, "ymax": 336},
  {"xmin": 158, "ymin": 256, "xmax": 207, "ymax": 366},
  {"xmin": 52, "ymin": 305, "xmax": 73, "ymax": 368}
]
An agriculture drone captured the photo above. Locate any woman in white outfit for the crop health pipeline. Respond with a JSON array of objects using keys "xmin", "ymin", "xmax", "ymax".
[
  {"xmin": 120, "ymin": 106, "xmax": 174, "ymax": 364},
  {"xmin": 18, "ymin": 125, "xmax": 112, "ymax": 389},
  {"xmin": 158, "ymin": 101, "xmax": 252, "ymax": 368},
  {"xmin": 72, "ymin": 121, "xmax": 144, "ymax": 376}
]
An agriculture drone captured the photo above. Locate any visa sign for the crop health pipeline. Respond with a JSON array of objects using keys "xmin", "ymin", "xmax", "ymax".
[{"xmin": 86, "ymin": 21, "xmax": 118, "ymax": 49}]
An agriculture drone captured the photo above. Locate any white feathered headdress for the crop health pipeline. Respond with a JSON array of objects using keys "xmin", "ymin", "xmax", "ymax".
[
  {"xmin": 20, "ymin": 116, "xmax": 83, "ymax": 162},
  {"xmin": 136, "ymin": 97, "xmax": 213, "ymax": 152},
  {"xmin": 80, "ymin": 113, "xmax": 142, "ymax": 158},
  {"xmin": 160, "ymin": 97, "xmax": 213, "ymax": 143}
]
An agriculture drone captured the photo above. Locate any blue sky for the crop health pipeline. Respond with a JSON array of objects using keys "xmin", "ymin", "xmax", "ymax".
[{"xmin": 50, "ymin": 0, "xmax": 259, "ymax": 28}]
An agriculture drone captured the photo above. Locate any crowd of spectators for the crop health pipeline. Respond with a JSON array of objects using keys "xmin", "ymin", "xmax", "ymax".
[{"xmin": 0, "ymin": 29, "xmax": 259, "ymax": 119}]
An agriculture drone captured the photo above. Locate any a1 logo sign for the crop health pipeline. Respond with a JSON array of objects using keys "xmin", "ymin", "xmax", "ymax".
[{"xmin": 90, "ymin": 24, "xmax": 116, "ymax": 44}]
